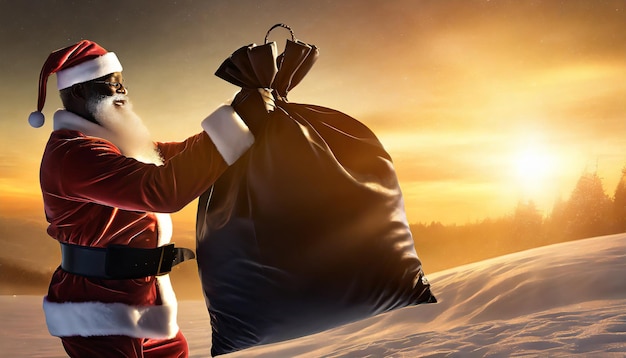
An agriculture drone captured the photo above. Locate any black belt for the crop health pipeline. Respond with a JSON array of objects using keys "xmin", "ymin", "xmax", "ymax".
[{"xmin": 60, "ymin": 242, "xmax": 196, "ymax": 279}]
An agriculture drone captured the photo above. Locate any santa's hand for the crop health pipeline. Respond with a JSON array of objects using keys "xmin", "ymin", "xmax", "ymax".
[
  {"xmin": 231, "ymin": 88, "xmax": 275, "ymax": 112},
  {"xmin": 231, "ymin": 88, "xmax": 274, "ymax": 137},
  {"xmin": 257, "ymin": 88, "xmax": 275, "ymax": 113}
]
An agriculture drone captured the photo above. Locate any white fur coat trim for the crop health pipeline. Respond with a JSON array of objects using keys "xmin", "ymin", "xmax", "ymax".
[
  {"xmin": 43, "ymin": 280, "xmax": 179, "ymax": 339},
  {"xmin": 201, "ymin": 104, "xmax": 254, "ymax": 165},
  {"xmin": 54, "ymin": 109, "xmax": 114, "ymax": 139}
]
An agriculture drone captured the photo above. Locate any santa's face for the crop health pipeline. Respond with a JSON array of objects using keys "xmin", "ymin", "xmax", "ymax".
[
  {"xmin": 83, "ymin": 72, "xmax": 130, "ymax": 119},
  {"xmin": 84, "ymin": 74, "xmax": 163, "ymax": 165}
]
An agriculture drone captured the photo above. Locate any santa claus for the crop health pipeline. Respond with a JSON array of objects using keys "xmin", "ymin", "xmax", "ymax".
[{"xmin": 28, "ymin": 40, "xmax": 270, "ymax": 357}]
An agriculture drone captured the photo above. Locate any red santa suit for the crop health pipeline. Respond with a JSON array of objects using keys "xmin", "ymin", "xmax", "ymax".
[
  {"xmin": 28, "ymin": 39, "xmax": 257, "ymax": 357},
  {"xmin": 39, "ymin": 107, "xmax": 253, "ymax": 353}
]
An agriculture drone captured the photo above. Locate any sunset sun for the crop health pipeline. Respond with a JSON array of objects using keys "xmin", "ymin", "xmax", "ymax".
[{"xmin": 513, "ymin": 143, "xmax": 557, "ymax": 194}]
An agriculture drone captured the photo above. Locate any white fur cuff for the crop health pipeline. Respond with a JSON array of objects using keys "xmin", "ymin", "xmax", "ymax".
[{"xmin": 201, "ymin": 105, "xmax": 254, "ymax": 165}]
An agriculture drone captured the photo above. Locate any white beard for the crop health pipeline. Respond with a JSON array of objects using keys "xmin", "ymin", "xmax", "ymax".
[{"xmin": 86, "ymin": 94, "xmax": 164, "ymax": 166}]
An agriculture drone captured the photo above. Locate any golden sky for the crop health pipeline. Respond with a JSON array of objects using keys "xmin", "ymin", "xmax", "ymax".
[{"xmin": 1, "ymin": 0, "xmax": 626, "ymax": 229}]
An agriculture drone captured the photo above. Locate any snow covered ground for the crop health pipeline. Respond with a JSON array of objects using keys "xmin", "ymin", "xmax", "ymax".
[{"xmin": 2, "ymin": 233, "xmax": 625, "ymax": 357}]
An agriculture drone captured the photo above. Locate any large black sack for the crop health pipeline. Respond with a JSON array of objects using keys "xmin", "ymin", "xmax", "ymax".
[{"xmin": 196, "ymin": 24, "xmax": 436, "ymax": 357}]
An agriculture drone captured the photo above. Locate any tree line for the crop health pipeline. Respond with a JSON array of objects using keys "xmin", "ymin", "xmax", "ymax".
[{"xmin": 411, "ymin": 167, "xmax": 626, "ymax": 273}]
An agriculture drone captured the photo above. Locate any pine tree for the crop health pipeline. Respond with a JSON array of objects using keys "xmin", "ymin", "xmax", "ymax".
[
  {"xmin": 613, "ymin": 166, "xmax": 626, "ymax": 232},
  {"xmin": 562, "ymin": 171, "xmax": 613, "ymax": 240},
  {"xmin": 546, "ymin": 196, "xmax": 568, "ymax": 242},
  {"xmin": 512, "ymin": 200, "xmax": 544, "ymax": 245}
]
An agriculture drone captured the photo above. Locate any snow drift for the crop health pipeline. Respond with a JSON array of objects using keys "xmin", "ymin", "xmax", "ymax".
[{"xmin": 204, "ymin": 233, "xmax": 626, "ymax": 357}]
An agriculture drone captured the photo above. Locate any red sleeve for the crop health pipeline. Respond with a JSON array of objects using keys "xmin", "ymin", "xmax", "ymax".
[
  {"xmin": 41, "ymin": 131, "xmax": 228, "ymax": 213},
  {"xmin": 156, "ymin": 139, "xmax": 193, "ymax": 162}
]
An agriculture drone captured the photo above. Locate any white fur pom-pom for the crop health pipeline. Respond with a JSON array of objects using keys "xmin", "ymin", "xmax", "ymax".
[{"xmin": 28, "ymin": 111, "xmax": 45, "ymax": 128}]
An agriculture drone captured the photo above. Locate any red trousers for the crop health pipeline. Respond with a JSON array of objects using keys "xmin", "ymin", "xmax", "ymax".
[{"xmin": 61, "ymin": 330, "xmax": 188, "ymax": 358}]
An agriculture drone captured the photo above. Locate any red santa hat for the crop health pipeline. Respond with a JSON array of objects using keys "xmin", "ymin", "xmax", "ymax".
[{"xmin": 28, "ymin": 40, "xmax": 123, "ymax": 128}]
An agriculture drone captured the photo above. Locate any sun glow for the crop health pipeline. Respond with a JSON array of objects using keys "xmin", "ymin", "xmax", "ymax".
[{"xmin": 513, "ymin": 142, "xmax": 558, "ymax": 196}]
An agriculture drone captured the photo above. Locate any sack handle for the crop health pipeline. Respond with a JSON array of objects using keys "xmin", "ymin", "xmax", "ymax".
[{"xmin": 264, "ymin": 23, "xmax": 296, "ymax": 44}]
